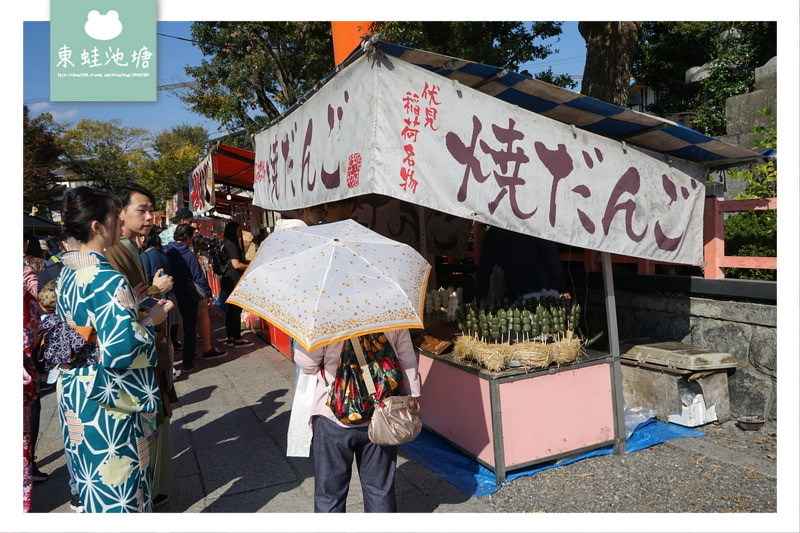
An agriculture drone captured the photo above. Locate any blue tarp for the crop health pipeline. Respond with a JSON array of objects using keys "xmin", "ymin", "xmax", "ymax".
[{"xmin": 398, "ymin": 419, "xmax": 705, "ymax": 497}]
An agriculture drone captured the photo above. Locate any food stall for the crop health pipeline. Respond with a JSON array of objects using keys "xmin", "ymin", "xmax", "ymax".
[
  {"xmin": 187, "ymin": 143, "xmax": 290, "ymax": 351},
  {"xmin": 247, "ymin": 39, "xmax": 766, "ymax": 482}
]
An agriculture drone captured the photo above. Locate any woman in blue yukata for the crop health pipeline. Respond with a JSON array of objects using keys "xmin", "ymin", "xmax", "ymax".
[{"xmin": 54, "ymin": 187, "xmax": 173, "ymax": 513}]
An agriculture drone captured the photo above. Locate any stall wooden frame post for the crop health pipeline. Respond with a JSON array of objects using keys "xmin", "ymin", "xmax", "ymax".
[
  {"xmin": 488, "ymin": 382, "xmax": 506, "ymax": 483},
  {"xmin": 602, "ymin": 251, "xmax": 627, "ymax": 454}
]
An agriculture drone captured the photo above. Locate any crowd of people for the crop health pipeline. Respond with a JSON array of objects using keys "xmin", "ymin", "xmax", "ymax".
[{"xmin": 22, "ymin": 188, "xmax": 422, "ymax": 514}]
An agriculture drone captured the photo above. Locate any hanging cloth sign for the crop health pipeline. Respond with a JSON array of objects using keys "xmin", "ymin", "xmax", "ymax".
[
  {"xmin": 189, "ymin": 153, "xmax": 215, "ymax": 216},
  {"xmin": 253, "ymin": 54, "xmax": 707, "ymax": 265}
]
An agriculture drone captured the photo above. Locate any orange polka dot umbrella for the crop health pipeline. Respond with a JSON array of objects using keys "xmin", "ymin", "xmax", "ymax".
[{"xmin": 226, "ymin": 219, "xmax": 432, "ymax": 351}]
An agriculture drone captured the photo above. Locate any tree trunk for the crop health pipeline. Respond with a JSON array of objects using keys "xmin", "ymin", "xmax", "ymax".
[{"xmin": 579, "ymin": 22, "xmax": 641, "ymax": 106}]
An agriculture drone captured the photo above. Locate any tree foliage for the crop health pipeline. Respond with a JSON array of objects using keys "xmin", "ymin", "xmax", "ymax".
[
  {"xmin": 59, "ymin": 118, "xmax": 149, "ymax": 190},
  {"xmin": 726, "ymin": 107, "xmax": 776, "ymax": 199},
  {"xmin": 180, "ymin": 22, "xmax": 335, "ymax": 147},
  {"xmin": 633, "ymin": 22, "xmax": 776, "ymax": 135},
  {"xmin": 179, "ymin": 21, "xmax": 573, "ymax": 144},
  {"xmin": 137, "ymin": 124, "xmax": 210, "ymax": 208},
  {"xmin": 23, "ymin": 106, "xmax": 65, "ymax": 217},
  {"xmin": 529, "ymin": 67, "xmax": 577, "ymax": 90},
  {"xmin": 376, "ymin": 21, "xmax": 564, "ymax": 73}
]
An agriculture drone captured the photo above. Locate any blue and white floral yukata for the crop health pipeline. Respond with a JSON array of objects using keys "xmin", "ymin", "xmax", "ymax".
[{"xmin": 55, "ymin": 251, "xmax": 162, "ymax": 513}]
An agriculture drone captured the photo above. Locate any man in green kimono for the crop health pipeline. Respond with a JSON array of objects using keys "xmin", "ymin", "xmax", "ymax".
[{"xmin": 106, "ymin": 182, "xmax": 176, "ymax": 509}]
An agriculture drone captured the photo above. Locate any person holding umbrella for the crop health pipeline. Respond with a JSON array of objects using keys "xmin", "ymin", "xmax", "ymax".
[
  {"xmin": 293, "ymin": 332, "xmax": 420, "ymax": 513},
  {"xmin": 226, "ymin": 218, "xmax": 430, "ymax": 513}
]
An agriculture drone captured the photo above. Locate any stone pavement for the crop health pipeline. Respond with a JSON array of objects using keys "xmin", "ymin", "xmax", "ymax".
[
  {"xmin": 29, "ymin": 306, "xmax": 493, "ymax": 515},
  {"xmin": 26, "ymin": 305, "xmax": 789, "ymax": 527}
]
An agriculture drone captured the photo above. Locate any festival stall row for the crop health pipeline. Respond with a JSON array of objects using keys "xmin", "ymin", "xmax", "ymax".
[
  {"xmin": 185, "ymin": 142, "xmax": 292, "ymax": 351},
  {"xmin": 245, "ymin": 39, "xmax": 765, "ymax": 482}
]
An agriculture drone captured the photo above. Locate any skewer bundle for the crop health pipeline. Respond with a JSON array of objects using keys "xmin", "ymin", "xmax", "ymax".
[{"xmin": 453, "ymin": 330, "xmax": 583, "ymax": 373}]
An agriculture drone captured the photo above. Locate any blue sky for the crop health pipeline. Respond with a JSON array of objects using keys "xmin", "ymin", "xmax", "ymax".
[
  {"xmin": 23, "ymin": 20, "xmax": 587, "ymax": 138},
  {"xmin": 24, "ymin": 20, "xmax": 225, "ymax": 136}
]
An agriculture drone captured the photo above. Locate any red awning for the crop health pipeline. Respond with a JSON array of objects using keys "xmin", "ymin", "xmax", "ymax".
[
  {"xmin": 212, "ymin": 143, "xmax": 255, "ymax": 189},
  {"xmin": 182, "ymin": 188, "xmax": 251, "ymax": 217}
]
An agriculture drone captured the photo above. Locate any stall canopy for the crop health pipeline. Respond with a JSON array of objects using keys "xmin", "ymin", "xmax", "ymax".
[
  {"xmin": 210, "ymin": 144, "xmax": 256, "ymax": 189},
  {"xmin": 183, "ymin": 188, "xmax": 252, "ymax": 218},
  {"xmin": 24, "ymin": 211, "xmax": 61, "ymax": 236},
  {"xmin": 252, "ymin": 39, "xmax": 767, "ymax": 266},
  {"xmin": 375, "ymin": 42, "xmax": 767, "ymax": 168},
  {"xmin": 189, "ymin": 143, "xmax": 255, "ymax": 216}
]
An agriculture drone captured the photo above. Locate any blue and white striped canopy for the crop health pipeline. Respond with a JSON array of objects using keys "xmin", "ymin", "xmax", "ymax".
[{"xmin": 373, "ymin": 40, "xmax": 766, "ymax": 170}]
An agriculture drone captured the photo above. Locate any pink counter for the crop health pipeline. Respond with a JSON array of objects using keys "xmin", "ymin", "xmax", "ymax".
[{"xmin": 416, "ymin": 348, "xmax": 617, "ymax": 484}]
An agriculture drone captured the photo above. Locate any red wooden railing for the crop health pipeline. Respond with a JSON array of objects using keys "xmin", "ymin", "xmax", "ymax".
[
  {"xmin": 702, "ymin": 197, "xmax": 777, "ymax": 279},
  {"xmin": 470, "ymin": 198, "xmax": 778, "ymax": 280},
  {"xmin": 557, "ymin": 197, "xmax": 778, "ymax": 279}
]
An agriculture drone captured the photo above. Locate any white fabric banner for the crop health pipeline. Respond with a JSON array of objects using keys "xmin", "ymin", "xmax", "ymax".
[
  {"xmin": 254, "ymin": 54, "xmax": 706, "ymax": 265},
  {"xmin": 189, "ymin": 153, "xmax": 215, "ymax": 216}
]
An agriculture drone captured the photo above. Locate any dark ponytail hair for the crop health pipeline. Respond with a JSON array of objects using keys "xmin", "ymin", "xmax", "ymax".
[
  {"xmin": 223, "ymin": 221, "xmax": 243, "ymax": 258},
  {"xmin": 173, "ymin": 223, "xmax": 196, "ymax": 243},
  {"xmin": 223, "ymin": 220, "xmax": 240, "ymax": 243},
  {"xmin": 143, "ymin": 227, "xmax": 163, "ymax": 251},
  {"xmin": 62, "ymin": 187, "xmax": 121, "ymax": 244}
]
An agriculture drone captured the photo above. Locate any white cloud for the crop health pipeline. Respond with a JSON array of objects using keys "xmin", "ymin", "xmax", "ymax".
[
  {"xmin": 84, "ymin": 9, "xmax": 123, "ymax": 41},
  {"xmin": 29, "ymin": 102, "xmax": 80, "ymax": 123}
]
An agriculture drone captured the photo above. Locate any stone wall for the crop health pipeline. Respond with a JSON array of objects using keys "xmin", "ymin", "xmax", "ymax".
[
  {"xmin": 715, "ymin": 56, "xmax": 777, "ymax": 200},
  {"xmin": 577, "ymin": 289, "xmax": 777, "ymax": 421}
]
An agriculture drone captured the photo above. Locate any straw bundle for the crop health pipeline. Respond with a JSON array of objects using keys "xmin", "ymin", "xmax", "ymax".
[
  {"xmin": 453, "ymin": 335, "xmax": 512, "ymax": 372},
  {"xmin": 452, "ymin": 331, "xmax": 584, "ymax": 373},
  {"xmin": 452, "ymin": 335, "xmax": 481, "ymax": 364},
  {"xmin": 549, "ymin": 330, "xmax": 584, "ymax": 365},
  {"xmin": 510, "ymin": 340, "xmax": 553, "ymax": 369}
]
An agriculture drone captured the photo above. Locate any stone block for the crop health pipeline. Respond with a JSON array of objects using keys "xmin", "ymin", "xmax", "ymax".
[
  {"xmin": 727, "ymin": 366, "xmax": 775, "ymax": 419},
  {"xmin": 726, "ymin": 89, "xmax": 777, "ymax": 136},
  {"xmin": 755, "ymin": 56, "xmax": 777, "ymax": 91},
  {"xmin": 694, "ymin": 320, "xmax": 752, "ymax": 363},
  {"xmin": 749, "ymin": 326, "xmax": 777, "ymax": 376}
]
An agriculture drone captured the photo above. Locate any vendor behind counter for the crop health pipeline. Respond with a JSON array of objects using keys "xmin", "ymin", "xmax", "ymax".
[{"xmin": 474, "ymin": 226, "xmax": 569, "ymax": 303}]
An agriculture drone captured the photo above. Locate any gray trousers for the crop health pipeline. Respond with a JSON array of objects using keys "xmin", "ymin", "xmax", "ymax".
[{"xmin": 311, "ymin": 416, "xmax": 397, "ymax": 513}]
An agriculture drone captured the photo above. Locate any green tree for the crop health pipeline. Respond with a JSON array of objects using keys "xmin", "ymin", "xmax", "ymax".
[
  {"xmin": 181, "ymin": 21, "xmax": 572, "ymax": 144},
  {"xmin": 137, "ymin": 124, "xmax": 210, "ymax": 208},
  {"xmin": 633, "ymin": 22, "xmax": 776, "ymax": 135},
  {"xmin": 528, "ymin": 67, "xmax": 577, "ymax": 90},
  {"xmin": 727, "ymin": 108, "xmax": 776, "ymax": 199},
  {"xmin": 23, "ymin": 106, "xmax": 65, "ymax": 217},
  {"xmin": 376, "ymin": 21, "xmax": 564, "ymax": 73},
  {"xmin": 59, "ymin": 118, "xmax": 149, "ymax": 190},
  {"xmin": 180, "ymin": 22, "xmax": 335, "ymax": 147}
]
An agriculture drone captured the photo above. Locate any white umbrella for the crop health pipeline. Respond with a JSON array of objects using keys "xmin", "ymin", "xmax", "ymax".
[{"xmin": 227, "ymin": 219, "xmax": 431, "ymax": 351}]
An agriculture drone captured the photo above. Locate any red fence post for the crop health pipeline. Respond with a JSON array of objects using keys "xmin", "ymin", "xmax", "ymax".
[{"xmin": 703, "ymin": 197, "xmax": 725, "ymax": 279}]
